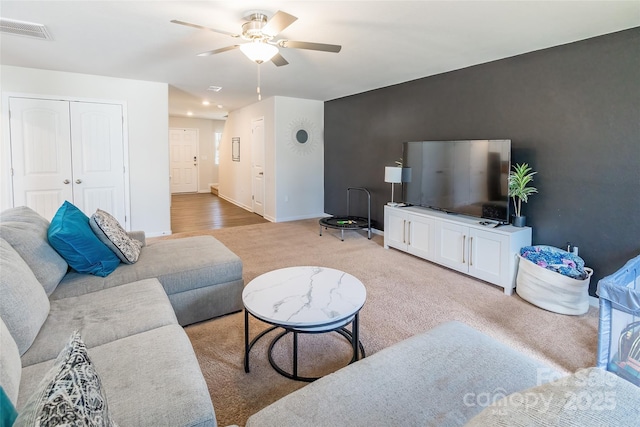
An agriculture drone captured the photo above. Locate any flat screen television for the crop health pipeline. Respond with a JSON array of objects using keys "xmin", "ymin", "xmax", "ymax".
[{"xmin": 402, "ymin": 139, "xmax": 511, "ymax": 222}]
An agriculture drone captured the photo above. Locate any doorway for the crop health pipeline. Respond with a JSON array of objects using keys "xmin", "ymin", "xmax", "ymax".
[
  {"xmin": 251, "ymin": 118, "xmax": 265, "ymax": 216},
  {"xmin": 169, "ymin": 128, "xmax": 198, "ymax": 193},
  {"xmin": 9, "ymin": 96, "xmax": 128, "ymax": 224}
]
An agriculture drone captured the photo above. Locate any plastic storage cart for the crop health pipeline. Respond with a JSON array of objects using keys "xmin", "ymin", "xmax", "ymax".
[{"xmin": 596, "ymin": 254, "xmax": 640, "ymax": 386}]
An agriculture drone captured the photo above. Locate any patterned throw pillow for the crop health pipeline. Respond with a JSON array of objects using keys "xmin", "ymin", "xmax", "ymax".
[
  {"xmin": 90, "ymin": 209, "xmax": 142, "ymax": 264},
  {"xmin": 14, "ymin": 332, "xmax": 118, "ymax": 427}
]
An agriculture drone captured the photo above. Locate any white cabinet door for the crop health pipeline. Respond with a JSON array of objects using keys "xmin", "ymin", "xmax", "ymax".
[
  {"xmin": 468, "ymin": 228, "xmax": 509, "ymax": 287},
  {"xmin": 384, "ymin": 207, "xmax": 407, "ymax": 250},
  {"xmin": 407, "ymin": 215, "xmax": 435, "ymax": 259},
  {"xmin": 435, "ymin": 221, "xmax": 468, "ymax": 271},
  {"xmin": 9, "ymin": 98, "xmax": 73, "ymax": 221}
]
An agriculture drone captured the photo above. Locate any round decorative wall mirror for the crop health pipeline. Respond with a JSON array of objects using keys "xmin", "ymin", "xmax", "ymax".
[
  {"xmin": 296, "ymin": 129, "xmax": 309, "ymax": 144},
  {"xmin": 288, "ymin": 118, "xmax": 317, "ymax": 155}
]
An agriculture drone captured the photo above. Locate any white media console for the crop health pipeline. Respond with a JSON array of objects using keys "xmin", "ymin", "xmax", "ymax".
[{"xmin": 384, "ymin": 205, "xmax": 532, "ymax": 295}]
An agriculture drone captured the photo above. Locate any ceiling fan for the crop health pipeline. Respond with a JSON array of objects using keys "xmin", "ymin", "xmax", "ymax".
[{"xmin": 171, "ymin": 10, "xmax": 342, "ymax": 66}]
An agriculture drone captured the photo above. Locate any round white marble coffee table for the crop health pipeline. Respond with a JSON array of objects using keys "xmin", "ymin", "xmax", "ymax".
[{"xmin": 243, "ymin": 266, "xmax": 367, "ymax": 382}]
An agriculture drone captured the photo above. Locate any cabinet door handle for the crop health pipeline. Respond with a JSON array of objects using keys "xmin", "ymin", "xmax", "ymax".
[
  {"xmin": 75, "ymin": 179, "xmax": 82, "ymax": 184},
  {"xmin": 63, "ymin": 179, "xmax": 70, "ymax": 184},
  {"xmin": 469, "ymin": 237, "xmax": 473, "ymax": 266},
  {"xmin": 402, "ymin": 220, "xmax": 406, "ymax": 244},
  {"xmin": 462, "ymin": 235, "xmax": 466, "ymax": 264},
  {"xmin": 407, "ymin": 221, "xmax": 411, "ymax": 246}
]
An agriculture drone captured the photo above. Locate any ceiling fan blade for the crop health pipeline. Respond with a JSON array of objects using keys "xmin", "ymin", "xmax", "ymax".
[
  {"xmin": 262, "ymin": 11, "xmax": 297, "ymax": 36},
  {"xmin": 197, "ymin": 45, "xmax": 240, "ymax": 57},
  {"xmin": 270, "ymin": 53, "xmax": 289, "ymax": 67},
  {"xmin": 279, "ymin": 40, "xmax": 342, "ymax": 53},
  {"xmin": 170, "ymin": 19, "xmax": 239, "ymax": 38}
]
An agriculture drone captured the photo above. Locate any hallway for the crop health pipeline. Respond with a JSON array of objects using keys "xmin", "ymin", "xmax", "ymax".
[{"xmin": 170, "ymin": 193, "xmax": 268, "ymax": 234}]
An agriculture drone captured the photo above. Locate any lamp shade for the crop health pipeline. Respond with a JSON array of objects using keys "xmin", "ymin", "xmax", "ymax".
[
  {"xmin": 384, "ymin": 166, "xmax": 402, "ymax": 184},
  {"xmin": 240, "ymin": 42, "xmax": 278, "ymax": 63}
]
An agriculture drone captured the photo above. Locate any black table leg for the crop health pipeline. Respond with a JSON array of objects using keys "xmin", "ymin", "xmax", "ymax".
[
  {"xmin": 244, "ymin": 309, "xmax": 250, "ymax": 372},
  {"xmin": 353, "ymin": 313, "xmax": 360, "ymax": 360},
  {"xmin": 293, "ymin": 331, "xmax": 298, "ymax": 378}
]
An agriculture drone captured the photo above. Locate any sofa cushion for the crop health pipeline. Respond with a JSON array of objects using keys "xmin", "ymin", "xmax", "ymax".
[
  {"xmin": 90, "ymin": 209, "xmax": 142, "ymax": 264},
  {"xmin": 0, "ymin": 206, "xmax": 68, "ymax": 295},
  {"xmin": 0, "ymin": 238, "xmax": 50, "ymax": 356},
  {"xmin": 18, "ymin": 326, "xmax": 216, "ymax": 427},
  {"xmin": 21, "ymin": 279, "xmax": 178, "ymax": 367},
  {"xmin": 0, "ymin": 318, "xmax": 21, "ymax": 406},
  {"xmin": 14, "ymin": 332, "xmax": 117, "ymax": 427},
  {"xmin": 47, "ymin": 201, "xmax": 121, "ymax": 277},
  {"xmin": 246, "ymin": 321, "xmax": 558, "ymax": 427},
  {"xmin": 464, "ymin": 367, "xmax": 640, "ymax": 426},
  {"xmin": 51, "ymin": 235, "xmax": 243, "ymax": 299}
]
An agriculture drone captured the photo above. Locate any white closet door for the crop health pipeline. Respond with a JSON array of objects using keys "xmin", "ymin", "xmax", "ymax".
[
  {"xmin": 9, "ymin": 98, "xmax": 73, "ymax": 221},
  {"xmin": 70, "ymin": 102, "xmax": 126, "ymax": 224},
  {"xmin": 9, "ymin": 98, "xmax": 127, "ymax": 225}
]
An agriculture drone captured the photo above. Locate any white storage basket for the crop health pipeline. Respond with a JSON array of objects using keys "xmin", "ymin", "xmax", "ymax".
[{"xmin": 516, "ymin": 254, "xmax": 593, "ymax": 315}]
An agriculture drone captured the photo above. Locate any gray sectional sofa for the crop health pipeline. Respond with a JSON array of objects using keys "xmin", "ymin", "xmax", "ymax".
[
  {"xmin": 247, "ymin": 321, "xmax": 640, "ymax": 426},
  {"xmin": 0, "ymin": 206, "xmax": 244, "ymax": 426}
]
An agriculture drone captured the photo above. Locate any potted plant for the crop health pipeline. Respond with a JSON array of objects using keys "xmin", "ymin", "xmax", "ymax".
[{"xmin": 508, "ymin": 163, "xmax": 538, "ymax": 227}]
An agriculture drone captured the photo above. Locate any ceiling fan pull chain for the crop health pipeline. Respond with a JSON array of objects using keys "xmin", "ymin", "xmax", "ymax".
[{"xmin": 257, "ymin": 63, "xmax": 262, "ymax": 101}]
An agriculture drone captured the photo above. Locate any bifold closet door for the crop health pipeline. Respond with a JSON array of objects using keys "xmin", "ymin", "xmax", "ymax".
[
  {"xmin": 69, "ymin": 102, "xmax": 126, "ymax": 224},
  {"xmin": 9, "ymin": 98, "xmax": 74, "ymax": 220},
  {"xmin": 9, "ymin": 97, "xmax": 126, "ymax": 224}
]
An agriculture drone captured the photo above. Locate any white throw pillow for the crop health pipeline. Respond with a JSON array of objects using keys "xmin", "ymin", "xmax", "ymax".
[{"xmin": 90, "ymin": 209, "xmax": 142, "ymax": 264}]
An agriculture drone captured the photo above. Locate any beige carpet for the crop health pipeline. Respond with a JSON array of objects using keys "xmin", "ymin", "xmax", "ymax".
[{"xmin": 155, "ymin": 219, "xmax": 599, "ymax": 427}]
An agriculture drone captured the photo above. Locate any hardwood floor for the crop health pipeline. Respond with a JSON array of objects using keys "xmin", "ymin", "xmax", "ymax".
[{"xmin": 170, "ymin": 193, "xmax": 268, "ymax": 233}]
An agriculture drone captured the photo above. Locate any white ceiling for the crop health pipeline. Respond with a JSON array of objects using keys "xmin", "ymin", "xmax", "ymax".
[{"xmin": 1, "ymin": 1, "xmax": 638, "ymax": 121}]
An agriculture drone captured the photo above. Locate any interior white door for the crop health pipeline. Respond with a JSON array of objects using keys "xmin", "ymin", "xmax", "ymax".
[
  {"xmin": 169, "ymin": 128, "xmax": 198, "ymax": 193},
  {"xmin": 251, "ymin": 118, "xmax": 265, "ymax": 217},
  {"xmin": 9, "ymin": 98, "xmax": 74, "ymax": 220},
  {"xmin": 70, "ymin": 102, "xmax": 126, "ymax": 224},
  {"xmin": 9, "ymin": 98, "xmax": 128, "ymax": 224}
]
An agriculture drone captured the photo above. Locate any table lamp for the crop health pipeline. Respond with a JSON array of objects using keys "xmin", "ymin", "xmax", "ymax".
[{"xmin": 385, "ymin": 166, "xmax": 402, "ymax": 206}]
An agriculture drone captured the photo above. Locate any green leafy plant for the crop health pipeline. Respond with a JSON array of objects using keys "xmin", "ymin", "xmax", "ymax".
[{"xmin": 508, "ymin": 163, "xmax": 538, "ymax": 217}]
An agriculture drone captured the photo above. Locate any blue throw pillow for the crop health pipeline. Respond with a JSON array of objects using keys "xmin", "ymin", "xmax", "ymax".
[
  {"xmin": 47, "ymin": 201, "xmax": 120, "ymax": 277},
  {"xmin": 0, "ymin": 386, "xmax": 17, "ymax": 427}
]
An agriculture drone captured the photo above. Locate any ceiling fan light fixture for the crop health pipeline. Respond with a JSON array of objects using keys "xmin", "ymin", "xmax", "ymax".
[{"xmin": 240, "ymin": 41, "xmax": 278, "ymax": 64}]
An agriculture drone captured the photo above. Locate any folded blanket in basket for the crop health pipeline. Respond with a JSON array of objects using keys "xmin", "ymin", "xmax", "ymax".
[{"xmin": 520, "ymin": 245, "xmax": 588, "ymax": 280}]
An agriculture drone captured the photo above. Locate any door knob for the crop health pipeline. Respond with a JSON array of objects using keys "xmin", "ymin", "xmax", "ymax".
[
  {"xmin": 63, "ymin": 179, "xmax": 70, "ymax": 184},
  {"xmin": 75, "ymin": 179, "xmax": 82, "ymax": 184}
]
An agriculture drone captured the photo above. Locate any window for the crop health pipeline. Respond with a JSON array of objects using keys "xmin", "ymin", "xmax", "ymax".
[{"xmin": 214, "ymin": 132, "xmax": 222, "ymax": 165}]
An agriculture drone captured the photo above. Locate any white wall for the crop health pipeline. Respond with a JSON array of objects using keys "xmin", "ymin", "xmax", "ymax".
[
  {"xmin": 168, "ymin": 116, "xmax": 225, "ymax": 192},
  {"xmin": 220, "ymin": 96, "xmax": 324, "ymax": 222},
  {"xmin": 274, "ymin": 97, "xmax": 324, "ymax": 221},
  {"xmin": 1, "ymin": 65, "xmax": 171, "ymax": 236},
  {"xmin": 220, "ymin": 98, "xmax": 275, "ymax": 216}
]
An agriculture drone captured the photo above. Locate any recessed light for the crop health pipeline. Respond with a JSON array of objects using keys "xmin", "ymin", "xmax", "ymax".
[
  {"xmin": 187, "ymin": 111, "xmax": 193, "ymax": 116},
  {"xmin": 202, "ymin": 100, "xmax": 210, "ymax": 106},
  {"xmin": 217, "ymin": 104, "xmax": 223, "ymax": 109},
  {"xmin": 207, "ymin": 86, "xmax": 222, "ymax": 92}
]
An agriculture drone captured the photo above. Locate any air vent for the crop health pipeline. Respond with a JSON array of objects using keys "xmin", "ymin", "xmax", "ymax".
[
  {"xmin": 207, "ymin": 86, "xmax": 222, "ymax": 92},
  {"xmin": 0, "ymin": 18, "xmax": 52, "ymax": 40}
]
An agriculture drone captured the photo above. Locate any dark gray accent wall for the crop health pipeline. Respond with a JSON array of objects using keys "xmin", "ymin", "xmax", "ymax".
[{"xmin": 324, "ymin": 28, "xmax": 640, "ymax": 296}]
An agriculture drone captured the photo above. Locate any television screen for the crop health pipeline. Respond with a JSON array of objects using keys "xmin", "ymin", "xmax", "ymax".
[{"xmin": 402, "ymin": 140, "xmax": 511, "ymax": 222}]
